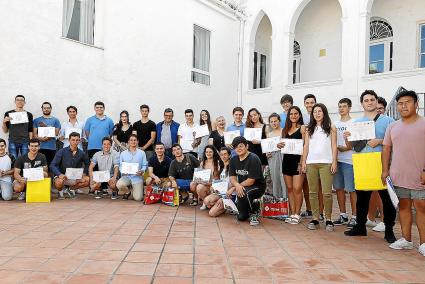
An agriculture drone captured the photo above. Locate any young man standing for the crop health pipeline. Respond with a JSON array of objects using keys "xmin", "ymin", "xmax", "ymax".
[
  {"xmin": 50, "ymin": 132, "xmax": 90, "ymax": 199},
  {"xmin": 333, "ymin": 98, "xmax": 357, "ymax": 228},
  {"xmin": 116, "ymin": 134, "xmax": 147, "ymax": 201},
  {"xmin": 377, "ymin": 96, "xmax": 387, "ymax": 115},
  {"xmin": 33, "ymin": 102, "xmax": 61, "ymax": 167},
  {"xmin": 59, "ymin": 106, "xmax": 85, "ymax": 150},
  {"xmin": 2, "ymin": 95, "xmax": 33, "ymax": 159},
  {"xmin": 156, "ymin": 108, "xmax": 180, "ymax": 158},
  {"xmin": 177, "ymin": 109, "xmax": 199, "ymax": 158},
  {"xmin": 13, "ymin": 138, "xmax": 48, "ymax": 201},
  {"xmin": 344, "ymin": 90, "xmax": 396, "ymax": 243},
  {"xmin": 84, "ymin": 101, "xmax": 114, "ymax": 159},
  {"xmin": 227, "ymin": 107, "xmax": 245, "ymax": 137},
  {"xmin": 303, "ymin": 94, "xmax": 316, "ymax": 126},
  {"xmin": 132, "ymin": 104, "xmax": 157, "ymax": 161},
  {"xmin": 89, "ymin": 137, "xmax": 120, "ymax": 199},
  {"xmin": 0, "ymin": 139, "xmax": 15, "ymax": 201},
  {"xmin": 146, "ymin": 142, "xmax": 172, "ymax": 188},
  {"xmin": 279, "ymin": 94, "xmax": 293, "ymax": 128},
  {"xmin": 229, "ymin": 136, "xmax": 266, "ymax": 226},
  {"xmin": 382, "ymin": 90, "xmax": 425, "ymax": 256}
]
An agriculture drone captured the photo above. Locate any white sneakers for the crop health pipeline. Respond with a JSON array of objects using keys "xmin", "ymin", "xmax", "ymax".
[
  {"xmin": 366, "ymin": 219, "xmax": 378, "ymax": 227},
  {"xmin": 419, "ymin": 243, "xmax": 425, "ymax": 257},
  {"xmin": 389, "ymin": 238, "xmax": 413, "ymax": 250},
  {"xmin": 372, "ymin": 221, "xmax": 385, "ymax": 232},
  {"xmin": 199, "ymin": 203, "xmax": 208, "ymax": 210}
]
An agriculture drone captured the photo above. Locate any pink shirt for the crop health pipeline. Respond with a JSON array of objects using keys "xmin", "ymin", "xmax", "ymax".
[{"xmin": 383, "ymin": 117, "xmax": 425, "ymax": 190}]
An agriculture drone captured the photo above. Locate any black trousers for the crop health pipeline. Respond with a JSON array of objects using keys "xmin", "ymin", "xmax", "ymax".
[
  {"xmin": 236, "ymin": 186, "xmax": 265, "ymax": 221},
  {"xmin": 356, "ymin": 189, "xmax": 396, "ymax": 231},
  {"xmin": 39, "ymin": 149, "xmax": 56, "ymax": 167}
]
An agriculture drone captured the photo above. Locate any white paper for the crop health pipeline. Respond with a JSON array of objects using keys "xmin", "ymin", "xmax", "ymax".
[
  {"xmin": 211, "ymin": 181, "xmax": 229, "ymax": 195},
  {"xmin": 180, "ymin": 140, "xmax": 193, "ymax": 151},
  {"xmin": 38, "ymin": 127, "xmax": 56, "ymax": 138},
  {"xmin": 223, "ymin": 198, "xmax": 239, "ymax": 213},
  {"xmin": 9, "ymin": 112, "xmax": 28, "ymax": 125},
  {"xmin": 121, "ymin": 162, "xmax": 139, "ymax": 175},
  {"xmin": 386, "ymin": 177, "xmax": 399, "ymax": 209},
  {"xmin": 23, "ymin": 168, "xmax": 44, "ymax": 181},
  {"xmin": 65, "ymin": 168, "xmax": 84, "ymax": 180},
  {"xmin": 346, "ymin": 121, "xmax": 376, "ymax": 142},
  {"xmin": 93, "ymin": 171, "xmax": 110, "ymax": 183},
  {"xmin": 261, "ymin": 136, "xmax": 281, "ymax": 153},
  {"xmin": 336, "ymin": 127, "xmax": 347, "ymax": 147},
  {"xmin": 224, "ymin": 130, "xmax": 240, "ymax": 145},
  {"xmin": 193, "ymin": 168, "xmax": 212, "ymax": 182},
  {"xmin": 281, "ymin": 139, "xmax": 303, "ymax": 155},
  {"xmin": 244, "ymin": 128, "xmax": 262, "ymax": 141},
  {"xmin": 65, "ymin": 127, "xmax": 82, "ymax": 139},
  {"xmin": 195, "ymin": 124, "xmax": 210, "ymax": 138}
]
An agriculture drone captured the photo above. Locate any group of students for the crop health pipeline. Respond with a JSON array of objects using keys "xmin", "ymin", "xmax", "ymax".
[{"xmin": 0, "ymin": 89, "xmax": 424, "ymax": 257}]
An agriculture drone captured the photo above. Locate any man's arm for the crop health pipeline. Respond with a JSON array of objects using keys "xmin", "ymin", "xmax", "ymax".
[
  {"xmin": 381, "ymin": 145, "xmax": 392, "ymax": 185},
  {"xmin": 2, "ymin": 112, "xmax": 10, "ymax": 133},
  {"xmin": 14, "ymin": 168, "xmax": 25, "ymax": 183},
  {"xmin": 142, "ymin": 131, "xmax": 156, "ymax": 151},
  {"xmin": 50, "ymin": 150, "xmax": 64, "ymax": 177}
]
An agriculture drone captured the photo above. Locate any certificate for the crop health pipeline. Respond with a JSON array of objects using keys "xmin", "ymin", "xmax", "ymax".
[
  {"xmin": 346, "ymin": 121, "xmax": 376, "ymax": 142},
  {"xmin": 223, "ymin": 198, "xmax": 239, "ymax": 213},
  {"xmin": 211, "ymin": 181, "xmax": 228, "ymax": 195},
  {"xmin": 261, "ymin": 136, "xmax": 281, "ymax": 153},
  {"xmin": 193, "ymin": 168, "xmax": 212, "ymax": 182},
  {"xmin": 194, "ymin": 125, "xmax": 210, "ymax": 138},
  {"xmin": 386, "ymin": 177, "xmax": 399, "ymax": 209},
  {"xmin": 9, "ymin": 112, "xmax": 28, "ymax": 125},
  {"xmin": 180, "ymin": 140, "xmax": 193, "ymax": 151},
  {"xmin": 93, "ymin": 171, "xmax": 110, "ymax": 183},
  {"xmin": 23, "ymin": 168, "xmax": 44, "ymax": 181},
  {"xmin": 65, "ymin": 127, "xmax": 82, "ymax": 139},
  {"xmin": 121, "ymin": 162, "xmax": 139, "ymax": 175},
  {"xmin": 38, "ymin": 127, "xmax": 56, "ymax": 138},
  {"xmin": 224, "ymin": 130, "xmax": 240, "ymax": 145},
  {"xmin": 281, "ymin": 139, "xmax": 303, "ymax": 155},
  {"xmin": 65, "ymin": 168, "xmax": 84, "ymax": 180},
  {"xmin": 244, "ymin": 128, "xmax": 262, "ymax": 141}
]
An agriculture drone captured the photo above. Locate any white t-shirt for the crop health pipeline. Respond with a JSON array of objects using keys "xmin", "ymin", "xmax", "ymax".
[
  {"xmin": 0, "ymin": 154, "xmax": 13, "ymax": 183},
  {"xmin": 334, "ymin": 119, "xmax": 354, "ymax": 165},
  {"xmin": 178, "ymin": 122, "xmax": 199, "ymax": 153},
  {"xmin": 306, "ymin": 126, "xmax": 333, "ymax": 164}
]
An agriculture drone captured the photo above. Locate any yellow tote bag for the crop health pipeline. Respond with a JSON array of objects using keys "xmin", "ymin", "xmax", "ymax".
[
  {"xmin": 26, "ymin": 178, "xmax": 51, "ymax": 203},
  {"xmin": 352, "ymin": 152, "xmax": 385, "ymax": 190}
]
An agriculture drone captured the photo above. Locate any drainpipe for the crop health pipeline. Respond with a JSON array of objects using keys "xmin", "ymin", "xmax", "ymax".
[{"xmin": 237, "ymin": 17, "xmax": 245, "ymax": 106}]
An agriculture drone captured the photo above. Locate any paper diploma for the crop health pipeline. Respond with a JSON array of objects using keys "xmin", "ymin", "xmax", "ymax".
[
  {"xmin": 9, "ymin": 112, "xmax": 28, "ymax": 125},
  {"xmin": 65, "ymin": 168, "xmax": 84, "ymax": 180},
  {"xmin": 261, "ymin": 137, "xmax": 281, "ymax": 153},
  {"xmin": 121, "ymin": 162, "xmax": 139, "ymax": 175},
  {"xmin": 244, "ymin": 128, "xmax": 262, "ymax": 141},
  {"xmin": 23, "ymin": 168, "xmax": 44, "ymax": 181},
  {"xmin": 93, "ymin": 171, "xmax": 110, "ymax": 183},
  {"xmin": 65, "ymin": 127, "xmax": 82, "ymax": 139},
  {"xmin": 38, "ymin": 127, "xmax": 56, "ymax": 138},
  {"xmin": 223, "ymin": 199, "xmax": 239, "ymax": 213},
  {"xmin": 224, "ymin": 130, "xmax": 240, "ymax": 145},
  {"xmin": 346, "ymin": 121, "xmax": 376, "ymax": 141},
  {"xmin": 281, "ymin": 139, "xmax": 303, "ymax": 155},
  {"xmin": 211, "ymin": 181, "xmax": 229, "ymax": 195},
  {"xmin": 386, "ymin": 177, "xmax": 399, "ymax": 209},
  {"xmin": 193, "ymin": 168, "xmax": 212, "ymax": 182},
  {"xmin": 195, "ymin": 125, "xmax": 210, "ymax": 138}
]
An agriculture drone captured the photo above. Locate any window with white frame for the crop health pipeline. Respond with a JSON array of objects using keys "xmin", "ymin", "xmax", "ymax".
[
  {"xmin": 253, "ymin": 52, "xmax": 267, "ymax": 89},
  {"xmin": 62, "ymin": 0, "xmax": 95, "ymax": 45},
  {"xmin": 293, "ymin": 41, "xmax": 301, "ymax": 84},
  {"xmin": 192, "ymin": 25, "xmax": 211, "ymax": 86},
  {"xmin": 419, "ymin": 24, "xmax": 425, "ymax": 68},
  {"xmin": 369, "ymin": 18, "xmax": 393, "ymax": 74}
]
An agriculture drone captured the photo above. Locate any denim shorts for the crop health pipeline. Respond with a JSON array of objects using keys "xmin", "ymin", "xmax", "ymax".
[
  {"xmin": 333, "ymin": 162, "xmax": 355, "ymax": 193},
  {"xmin": 176, "ymin": 179, "xmax": 192, "ymax": 191},
  {"xmin": 394, "ymin": 186, "xmax": 425, "ymax": 200}
]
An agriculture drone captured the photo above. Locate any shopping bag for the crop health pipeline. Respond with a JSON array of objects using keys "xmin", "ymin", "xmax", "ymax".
[
  {"xmin": 162, "ymin": 187, "xmax": 179, "ymax": 206},
  {"xmin": 26, "ymin": 178, "xmax": 51, "ymax": 203},
  {"xmin": 261, "ymin": 194, "xmax": 289, "ymax": 219},
  {"xmin": 144, "ymin": 185, "xmax": 163, "ymax": 205},
  {"xmin": 352, "ymin": 152, "xmax": 385, "ymax": 190}
]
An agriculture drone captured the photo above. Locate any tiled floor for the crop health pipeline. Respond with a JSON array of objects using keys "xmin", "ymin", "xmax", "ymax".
[{"xmin": 0, "ymin": 195, "xmax": 423, "ymax": 284}]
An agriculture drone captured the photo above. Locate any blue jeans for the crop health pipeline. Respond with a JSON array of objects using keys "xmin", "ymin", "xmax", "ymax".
[
  {"xmin": 8, "ymin": 141, "xmax": 29, "ymax": 160},
  {"xmin": 176, "ymin": 179, "xmax": 192, "ymax": 191}
]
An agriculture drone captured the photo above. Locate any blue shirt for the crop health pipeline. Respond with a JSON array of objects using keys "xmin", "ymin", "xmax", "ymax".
[
  {"xmin": 33, "ymin": 116, "xmax": 61, "ymax": 150},
  {"xmin": 50, "ymin": 146, "xmax": 89, "ymax": 177},
  {"xmin": 280, "ymin": 112, "xmax": 287, "ymax": 128},
  {"xmin": 354, "ymin": 114, "xmax": 394, "ymax": 153},
  {"xmin": 119, "ymin": 149, "xmax": 148, "ymax": 183},
  {"xmin": 226, "ymin": 122, "xmax": 245, "ymax": 137},
  {"xmin": 84, "ymin": 115, "xmax": 114, "ymax": 150}
]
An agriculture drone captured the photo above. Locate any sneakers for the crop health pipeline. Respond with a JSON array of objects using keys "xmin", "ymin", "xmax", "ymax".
[
  {"xmin": 122, "ymin": 192, "xmax": 130, "ymax": 200},
  {"xmin": 94, "ymin": 190, "xmax": 102, "ymax": 199},
  {"xmin": 189, "ymin": 199, "xmax": 198, "ymax": 206},
  {"xmin": 325, "ymin": 221, "xmax": 334, "ymax": 232},
  {"xmin": 344, "ymin": 225, "xmax": 367, "ymax": 236},
  {"xmin": 285, "ymin": 215, "xmax": 293, "ymax": 223},
  {"xmin": 249, "ymin": 213, "xmax": 260, "ymax": 226},
  {"xmin": 347, "ymin": 217, "xmax": 357, "ymax": 229},
  {"xmin": 419, "ymin": 243, "xmax": 425, "ymax": 257},
  {"xmin": 384, "ymin": 230, "xmax": 397, "ymax": 244},
  {"xmin": 102, "ymin": 189, "xmax": 109, "ymax": 196},
  {"xmin": 289, "ymin": 214, "xmax": 301, "ymax": 225},
  {"xmin": 63, "ymin": 187, "xmax": 76, "ymax": 199},
  {"xmin": 334, "ymin": 214, "xmax": 349, "ymax": 226},
  {"xmin": 300, "ymin": 210, "xmax": 313, "ymax": 218},
  {"xmin": 366, "ymin": 219, "xmax": 377, "ymax": 227},
  {"xmin": 199, "ymin": 203, "xmax": 208, "ymax": 210},
  {"xmin": 319, "ymin": 213, "xmax": 325, "ymax": 222},
  {"xmin": 389, "ymin": 238, "xmax": 414, "ymax": 250},
  {"xmin": 76, "ymin": 189, "xmax": 84, "ymax": 194},
  {"xmin": 58, "ymin": 190, "xmax": 64, "ymax": 200},
  {"xmin": 17, "ymin": 192, "xmax": 26, "ymax": 201},
  {"xmin": 372, "ymin": 221, "xmax": 385, "ymax": 232},
  {"xmin": 307, "ymin": 220, "xmax": 319, "ymax": 230},
  {"xmin": 111, "ymin": 191, "xmax": 118, "ymax": 200}
]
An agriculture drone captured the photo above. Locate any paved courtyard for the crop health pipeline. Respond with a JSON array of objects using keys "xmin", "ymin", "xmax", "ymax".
[{"xmin": 0, "ymin": 195, "xmax": 423, "ymax": 284}]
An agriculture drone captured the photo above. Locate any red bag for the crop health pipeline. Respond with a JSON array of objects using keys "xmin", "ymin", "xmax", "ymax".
[
  {"xmin": 261, "ymin": 198, "xmax": 289, "ymax": 219},
  {"xmin": 162, "ymin": 188, "xmax": 179, "ymax": 206},
  {"xmin": 144, "ymin": 185, "xmax": 163, "ymax": 205}
]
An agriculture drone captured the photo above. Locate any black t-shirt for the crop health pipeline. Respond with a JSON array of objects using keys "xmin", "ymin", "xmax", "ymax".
[
  {"xmin": 113, "ymin": 124, "xmax": 133, "ymax": 143},
  {"xmin": 209, "ymin": 130, "xmax": 225, "ymax": 151},
  {"xmin": 168, "ymin": 154, "xmax": 200, "ymax": 180},
  {"xmin": 229, "ymin": 152, "xmax": 265, "ymax": 188},
  {"xmin": 148, "ymin": 155, "xmax": 172, "ymax": 178},
  {"xmin": 132, "ymin": 120, "xmax": 156, "ymax": 150},
  {"xmin": 4, "ymin": 110, "xmax": 33, "ymax": 144},
  {"xmin": 14, "ymin": 153, "xmax": 47, "ymax": 170}
]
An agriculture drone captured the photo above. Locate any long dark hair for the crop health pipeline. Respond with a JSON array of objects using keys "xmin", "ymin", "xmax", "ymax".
[
  {"xmin": 282, "ymin": 106, "xmax": 304, "ymax": 138},
  {"xmin": 202, "ymin": 145, "xmax": 220, "ymax": 177},
  {"xmin": 219, "ymin": 146, "xmax": 231, "ymax": 174},
  {"xmin": 115, "ymin": 110, "xmax": 130, "ymax": 131},
  {"xmin": 307, "ymin": 103, "xmax": 332, "ymax": 137},
  {"xmin": 246, "ymin": 108, "xmax": 264, "ymax": 128},
  {"xmin": 199, "ymin": 110, "xmax": 212, "ymax": 132}
]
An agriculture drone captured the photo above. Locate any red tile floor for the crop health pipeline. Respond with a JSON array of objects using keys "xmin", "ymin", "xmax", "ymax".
[{"xmin": 0, "ymin": 194, "xmax": 423, "ymax": 284}]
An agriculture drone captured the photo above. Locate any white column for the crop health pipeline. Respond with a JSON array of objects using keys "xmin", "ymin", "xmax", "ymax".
[{"xmin": 269, "ymin": 29, "xmax": 289, "ymax": 93}]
